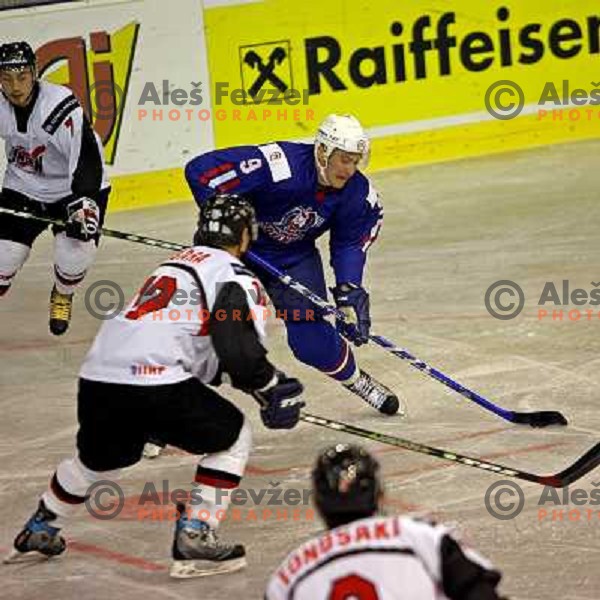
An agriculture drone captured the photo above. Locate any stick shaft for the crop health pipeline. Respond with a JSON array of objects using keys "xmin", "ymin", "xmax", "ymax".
[
  {"xmin": 301, "ymin": 412, "xmax": 599, "ymax": 488},
  {"xmin": 247, "ymin": 250, "xmax": 517, "ymax": 422},
  {"xmin": 0, "ymin": 206, "xmax": 188, "ymax": 252}
]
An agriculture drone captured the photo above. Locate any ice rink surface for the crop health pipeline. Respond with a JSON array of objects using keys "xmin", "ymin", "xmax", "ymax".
[{"xmin": 1, "ymin": 140, "xmax": 599, "ymax": 599}]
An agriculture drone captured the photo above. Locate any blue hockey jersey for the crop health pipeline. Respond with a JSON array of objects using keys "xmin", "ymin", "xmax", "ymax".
[{"xmin": 185, "ymin": 142, "xmax": 383, "ymax": 285}]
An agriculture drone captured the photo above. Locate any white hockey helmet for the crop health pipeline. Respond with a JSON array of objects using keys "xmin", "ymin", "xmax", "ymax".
[{"xmin": 314, "ymin": 114, "xmax": 370, "ymax": 182}]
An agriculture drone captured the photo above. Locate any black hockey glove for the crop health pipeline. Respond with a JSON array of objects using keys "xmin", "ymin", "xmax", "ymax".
[
  {"xmin": 65, "ymin": 197, "xmax": 100, "ymax": 241},
  {"xmin": 252, "ymin": 372, "xmax": 305, "ymax": 429},
  {"xmin": 331, "ymin": 282, "xmax": 371, "ymax": 346}
]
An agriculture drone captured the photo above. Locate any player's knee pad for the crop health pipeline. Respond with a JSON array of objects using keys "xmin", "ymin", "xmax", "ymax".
[
  {"xmin": 51, "ymin": 457, "xmax": 120, "ymax": 501},
  {"xmin": 53, "ymin": 232, "xmax": 97, "ymax": 289},
  {"xmin": 43, "ymin": 456, "xmax": 121, "ymax": 519},
  {"xmin": 0, "ymin": 240, "xmax": 30, "ymax": 287},
  {"xmin": 199, "ymin": 416, "xmax": 252, "ymax": 477},
  {"xmin": 56, "ymin": 455, "xmax": 121, "ymax": 498}
]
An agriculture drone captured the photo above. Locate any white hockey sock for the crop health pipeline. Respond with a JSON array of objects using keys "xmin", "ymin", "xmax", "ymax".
[
  {"xmin": 53, "ymin": 232, "xmax": 97, "ymax": 295},
  {"xmin": 42, "ymin": 456, "xmax": 120, "ymax": 528},
  {"xmin": 187, "ymin": 418, "xmax": 251, "ymax": 529},
  {"xmin": 187, "ymin": 485, "xmax": 228, "ymax": 529},
  {"xmin": 0, "ymin": 240, "xmax": 30, "ymax": 295}
]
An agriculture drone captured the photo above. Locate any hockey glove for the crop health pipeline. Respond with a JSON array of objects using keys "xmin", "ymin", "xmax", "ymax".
[
  {"xmin": 331, "ymin": 283, "xmax": 371, "ymax": 346},
  {"xmin": 65, "ymin": 197, "xmax": 100, "ymax": 241},
  {"xmin": 252, "ymin": 372, "xmax": 305, "ymax": 429}
]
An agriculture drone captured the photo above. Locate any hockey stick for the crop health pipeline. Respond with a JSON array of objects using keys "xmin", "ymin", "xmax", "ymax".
[
  {"xmin": 300, "ymin": 412, "xmax": 599, "ymax": 488},
  {"xmin": 0, "ymin": 206, "xmax": 568, "ymax": 427},
  {"xmin": 247, "ymin": 251, "xmax": 568, "ymax": 428},
  {"xmin": 0, "ymin": 206, "xmax": 189, "ymax": 252}
]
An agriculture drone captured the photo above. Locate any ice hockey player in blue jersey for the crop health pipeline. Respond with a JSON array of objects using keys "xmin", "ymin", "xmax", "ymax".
[{"xmin": 185, "ymin": 114, "xmax": 403, "ymax": 416}]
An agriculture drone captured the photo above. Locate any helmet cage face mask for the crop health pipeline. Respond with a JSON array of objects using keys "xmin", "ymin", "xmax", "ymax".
[{"xmin": 194, "ymin": 194, "xmax": 258, "ymax": 248}]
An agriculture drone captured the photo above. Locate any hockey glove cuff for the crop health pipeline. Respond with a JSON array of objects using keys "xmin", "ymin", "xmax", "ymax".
[
  {"xmin": 252, "ymin": 372, "xmax": 305, "ymax": 430},
  {"xmin": 331, "ymin": 283, "xmax": 371, "ymax": 346},
  {"xmin": 65, "ymin": 197, "xmax": 100, "ymax": 241}
]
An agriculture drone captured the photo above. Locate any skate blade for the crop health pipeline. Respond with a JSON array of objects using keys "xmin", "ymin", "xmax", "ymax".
[
  {"xmin": 170, "ymin": 556, "xmax": 246, "ymax": 578},
  {"xmin": 3, "ymin": 549, "xmax": 57, "ymax": 565}
]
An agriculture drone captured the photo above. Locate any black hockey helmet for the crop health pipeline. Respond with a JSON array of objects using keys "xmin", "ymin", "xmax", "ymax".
[
  {"xmin": 312, "ymin": 444, "xmax": 382, "ymax": 527},
  {"xmin": 0, "ymin": 41, "xmax": 36, "ymax": 74},
  {"xmin": 194, "ymin": 193, "xmax": 258, "ymax": 248}
]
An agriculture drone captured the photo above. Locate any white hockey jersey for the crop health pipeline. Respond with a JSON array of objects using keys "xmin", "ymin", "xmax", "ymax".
[
  {"xmin": 265, "ymin": 515, "xmax": 502, "ymax": 600},
  {"xmin": 79, "ymin": 246, "xmax": 269, "ymax": 386},
  {"xmin": 0, "ymin": 81, "xmax": 109, "ymax": 203}
]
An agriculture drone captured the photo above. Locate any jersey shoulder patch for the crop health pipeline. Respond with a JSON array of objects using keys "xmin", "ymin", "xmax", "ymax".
[
  {"xmin": 258, "ymin": 142, "xmax": 292, "ymax": 183},
  {"xmin": 40, "ymin": 84, "xmax": 80, "ymax": 135},
  {"xmin": 231, "ymin": 263, "xmax": 256, "ymax": 278}
]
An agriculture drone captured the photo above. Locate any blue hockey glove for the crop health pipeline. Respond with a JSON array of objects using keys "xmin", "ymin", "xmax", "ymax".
[
  {"xmin": 331, "ymin": 283, "xmax": 371, "ymax": 346},
  {"xmin": 252, "ymin": 372, "xmax": 305, "ymax": 429}
]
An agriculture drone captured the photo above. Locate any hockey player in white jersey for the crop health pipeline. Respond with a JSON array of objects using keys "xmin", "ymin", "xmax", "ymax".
[
  {"xmin": 266, "ymin": 445, "xmax": 507, "ymax": 600},
  {"xmin": 5, "ymin": 194, "xmax": 305, "ymax": 578},
  {"xmin": 0, "ymin": 41, "xmax": 110, "ymax": 335}
]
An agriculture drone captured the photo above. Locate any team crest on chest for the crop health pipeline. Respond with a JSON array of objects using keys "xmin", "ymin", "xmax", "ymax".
[
  {"xmin": 260, "ymin": 206, "xmax": 325, "ymax": 244},
  {"xmin": 8, "ymin": 144, "xmax": 46, "ymax": 174}
]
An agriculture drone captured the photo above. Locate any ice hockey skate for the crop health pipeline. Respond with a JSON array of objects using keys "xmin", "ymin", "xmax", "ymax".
[
  {"xmin": 170, "ymin": 504, "xmax": 246, "ymax": 578},
  {"xmin": 4, "ymin": 500, "xmax": 66, "ymax": 564},
  {"xmin": 49, "ymin": 285, "xmax": 73, "ymax": 336},
  {"xmin": 345, "ymin": 369, "xmax": 405, "ymax": 416}
]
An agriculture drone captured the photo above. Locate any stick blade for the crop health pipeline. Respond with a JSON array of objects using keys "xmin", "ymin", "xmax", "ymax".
[
  {"xmin": 537, "ymin": 441, "xmax": 600, "ymax": 487},
  {"xmin": 511, "ymin": 410, "xmax": 568, "ymax": 428}
]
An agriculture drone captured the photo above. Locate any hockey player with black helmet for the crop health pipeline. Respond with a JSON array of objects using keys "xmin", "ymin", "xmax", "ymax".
[
  {"xmin": 0, "ymin": 40, "xmax": 111, "ymax": 335},
  {"xmin": 5, "ymin": 194, "xmax": 305, "ymax": 578},
  {"xmin": 266, "ymin": 444, "xmax": 507, "ymax": 599}
]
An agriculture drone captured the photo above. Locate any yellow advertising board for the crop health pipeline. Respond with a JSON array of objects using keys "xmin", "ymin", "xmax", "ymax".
[{"xmin": 204, "ymin": 0, "xmax": 600, "ymax": 169}]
